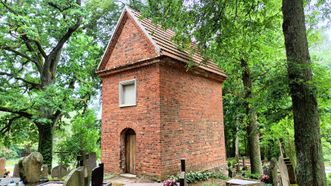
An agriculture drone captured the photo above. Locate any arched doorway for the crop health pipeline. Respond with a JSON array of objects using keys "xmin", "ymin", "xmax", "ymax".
[{"xmin": 120, "ymin": 128, "xmax": 136, "ymax": 174}]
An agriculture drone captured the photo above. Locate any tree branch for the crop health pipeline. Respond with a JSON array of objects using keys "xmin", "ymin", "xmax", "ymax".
[
  {"xmin": 0, "ymin": 106, "xmax": 32, "ymax": 119},
  {"xmin": 2, "ymin": 1, "xmax": 47, "ymax": 61},
  {"xmin": 45, "ymin": 0, "xmax": 82, "ymax": 75},
  {"xmin": 31, "ymin": 39, "xmax": 47, "ymax": 58},
  {"xmin": 0, "ymin": 71, "xmax": 41, "ymax": 89},
  {"xmin": 2, "ymin": 46, "xmax": 35, "ymax": 62},
  {"xmin": 0, "ymin": 0, "xmax": 18, "ymax": 15},
  {"xmin": 0, "ymin": 115, "xmax": 22, "ymax": 134},
  {"xmin": 49, "ymin": 20, "xmax": 81, "ymax": 58}
]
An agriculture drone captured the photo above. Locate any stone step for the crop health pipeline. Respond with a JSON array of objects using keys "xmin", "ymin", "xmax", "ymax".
[{"xmin": 120, "ymin": 174, "xmax": 137, "ymax": 179}]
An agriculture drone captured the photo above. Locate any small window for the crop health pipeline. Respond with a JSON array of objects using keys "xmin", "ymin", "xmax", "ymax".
[{"xmin": 119, "ymin": 79, "xmax": 136, "ymax": 107}]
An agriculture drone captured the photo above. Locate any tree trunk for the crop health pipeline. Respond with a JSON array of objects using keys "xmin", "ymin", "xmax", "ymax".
[
  {"xmin": 35, "ymin": 49, "xmax": 63, "ymax": 170},
  {"xmin": 235, "ymin": 117, "xmax": 240, "ymax": 162},
  {"xmin": 282, "ymin": 0, "xmax": 326, "ymax": 185},
  {"xmin": 37, "ymin": 124, "xmax": 54, "ymax": 169},
  {"xmin": 230, "ymin": 136, "xmax": 236, "ymax": 157},
  {"xmin": 240, "ymin": 59, "xmax": 262, "ymax": 175}
]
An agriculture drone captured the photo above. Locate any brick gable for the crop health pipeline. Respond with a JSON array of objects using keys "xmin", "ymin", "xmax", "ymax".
[{"xmin": 99, "ymin": 12, "xmax": 158, "ymax": 71}]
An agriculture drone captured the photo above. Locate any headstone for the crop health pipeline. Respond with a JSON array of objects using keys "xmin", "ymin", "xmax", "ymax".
[
  {"xmin": 278, "ymin": 157, "xmax": 290, "ymax": 186},
  {"xmin": 13, "ymin": 164, "xmax": 20, "ymax": 177},
  {"xmin": 0, "ymin": 158, "xmax": 5, "ymax": 176},
  {"xmin": 226, "ymin": 179, "xmax": 262, "ymax": 186},
  {"xmin": 270, "ymin": 158, "xmax": 280, "ymax": 186},
  {"xmin": 20, "ymin": 152, "xmax": 43, "ymax": 183},
  {"xmin": 76, "ymin": 152, "xmax": 92, "ymax": 185},
  {"xmin": 87, "ymin": 152, "xmax": 97, "ymax": 172},
  {"xmin": 63, "ymin": 167, "xmax": 85, "ymax": 186},
  {"xmin": 51, "ymin": 165, "xmax": 69, "ymax": 179},
  {"xmin": 283, "ymin": 158, "xmax": 296, "ymax": 184},
  {"xmin": 91, "ymin": 163, "xmax": 104, "ymax": 186},
  {"xmin": 228, "ymin": 168, "xmax": 235, "ymax": 178},
  {"xmin": 41, "ymin": 164, "xmax": 49, "ymax": 180}
]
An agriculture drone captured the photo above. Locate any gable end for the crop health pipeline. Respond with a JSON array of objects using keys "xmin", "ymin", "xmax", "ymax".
[{"xmin": 97, "ymin": 8, "xmax": 160, "ymax": 72}]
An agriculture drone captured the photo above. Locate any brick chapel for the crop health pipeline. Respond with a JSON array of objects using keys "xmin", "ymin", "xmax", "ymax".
[{"xmin": 96, "ymin": 7, "xmax": 227, "ymax": 179}]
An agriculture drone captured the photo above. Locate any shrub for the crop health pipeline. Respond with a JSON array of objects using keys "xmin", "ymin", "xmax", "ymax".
[
  {"xmin": 227, "ymin": 158, "xmax": 237, "ymax": 168},
  {"xmin": 241, "ymin": 171, "xmax": 260, "ymax": 180}
]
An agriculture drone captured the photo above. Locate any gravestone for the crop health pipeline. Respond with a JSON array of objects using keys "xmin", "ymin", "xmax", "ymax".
[
  {"xmin": 0, "ymin": 158, "xmax": 5, "ymax": 176},
  {"xmin": 270, "ymin": 158, "xmax": 281, "ymax": 186},
  {"xmin": 226, "ymin": 179, "xmax": 262, "ymax": 186},
  {"xmin": 278, "ymin": 157, "xmax": 290, "ymax": 186},
  {"xmin": 63, "ymin": 166, "xmax": 90, "ymax": 186},
  {"xmin": 20, "ymin": 152, "xmax": 43, "ymax": 183},
  {"xmin": 63, "ymin": 167, "xmax": 86, "ymax": 186},
  {"xmin": 63, "ymin": 152, "xmax": 92, "ymax": 186},
  {"xmin": 41, "ymin": 164, "xmax": 49, "ymax": 180},
  {"xmin": 283, "ymin": 158, "xmax": 296, "ymax": 184},
  {"xmin": 13, "ymin": 164, "xmax": 20, "ymax": 177},
  {"xmin": 87, "ymin": 152, "xmax": 97, "ymax": 172},
  {"xmin": 91, "ymin": 163, "xmax": 104, "ymax": 186},
  {"xmin": 51, "ymin": 165, "xmax": 69, "ymax": 179}
]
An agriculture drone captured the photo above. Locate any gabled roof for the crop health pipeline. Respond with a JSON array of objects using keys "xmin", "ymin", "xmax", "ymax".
[{"xmin": 97, "ymin": 7, "xmax": 226, "ymax": 79}]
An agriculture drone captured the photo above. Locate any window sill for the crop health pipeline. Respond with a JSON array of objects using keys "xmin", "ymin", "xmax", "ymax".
[{"xmin": 119, "ymin": 104, "xmax": 136, "ymax": 108}]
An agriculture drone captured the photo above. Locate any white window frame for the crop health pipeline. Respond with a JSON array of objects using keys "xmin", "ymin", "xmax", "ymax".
[{"xmin": 119, "ymin": 79, "xmax": 137, "ymax": 107}]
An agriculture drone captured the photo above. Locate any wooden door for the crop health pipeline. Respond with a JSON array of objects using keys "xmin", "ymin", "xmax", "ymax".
[{"xmin": 125, "ymin": 132, "xmax": 136, "ymax": 174}]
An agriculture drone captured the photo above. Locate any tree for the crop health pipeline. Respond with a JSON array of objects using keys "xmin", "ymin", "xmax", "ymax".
[
  {"xmin": 282, "ymin": 0, "xmax": 327, "ymax": 184},
  {"xmin": 240, "ymin": 59, "xmax": 262, "ymax": 174},
  {"xmin": 145, "ymin": 0, "xmax": 285, "ymax": 175},
  {"xmin": 0, "ymin": 0, "xmax": 118, "ymax": 168},
  {"xmin": 56, "ymin": 110, "xmax": 100, "ymax": 166}
]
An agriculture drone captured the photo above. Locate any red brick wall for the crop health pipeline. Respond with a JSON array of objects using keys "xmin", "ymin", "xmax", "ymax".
[
  {"xmin": 101, "ymin": 60, "xmax": 226, "ymax": 178},
  {"xmin": 159, "ymin": 59, "xmax": 227, "ymax": 177},
  {"xmin": 101, "ymin": 63, "xmax": 162, "ymax": 177},
  {"xmin": 104, "ymin": 14, "xmax": 157, "ymax": 70},
  {"xmin": 100, "ymin": 12, "xmax": 226, "ymax": 178}
]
